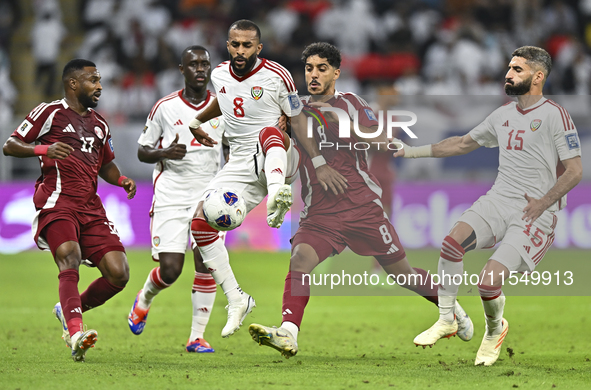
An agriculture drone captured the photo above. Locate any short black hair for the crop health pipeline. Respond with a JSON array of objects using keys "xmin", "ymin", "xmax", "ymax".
[
  {"xmin": 228, "ymin": 19, "xmax": 261, "ymax": 41},
  {"xmin": 62, "ymin": 59, "xmax": 96, "ymax": 81},
  {"xmin": 301, "ymin": 42, "xmax": 341, "ymax": 69},
  {"xmin": 181, "ymin": 45, "xmax": 209, "ymax": 61},
  {"xmin": 512, "ymin": 46, "xmax": 552, "ymax": 79}
]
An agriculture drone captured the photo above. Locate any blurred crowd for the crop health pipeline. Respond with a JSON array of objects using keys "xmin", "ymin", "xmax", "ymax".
[{"xmin": 1, "ymin": 0, "xmax": 591, "ymax": 123}]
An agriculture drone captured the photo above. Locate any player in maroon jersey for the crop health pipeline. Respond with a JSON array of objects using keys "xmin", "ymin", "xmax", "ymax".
[
  {"xmin": 2, "ymin": 59, "xmax": 136, "ymax": 362},
  {"xmin": 248, "ymin": 43, "xmax": 473, "ymax": 358}
]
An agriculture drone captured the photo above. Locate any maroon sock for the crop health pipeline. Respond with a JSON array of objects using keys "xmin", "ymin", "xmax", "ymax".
[
  {"xmin": 58, "ymin": 269, "xmax": 83, "ymax": 336},
  {"xmin": 281, "ymin": 271, "xmax": 310, "ymax": 328},
  {"xmin": 400, "ymin": 267, "xmax": 439, "ymax": 305},
  {"xmin": 80, "ymin": 277, "xmax": 124, "ymax": 312}
]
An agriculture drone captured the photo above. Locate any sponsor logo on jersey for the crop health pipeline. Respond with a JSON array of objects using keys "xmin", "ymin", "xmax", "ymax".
[
  {"xmin": 524, "ymin": 245, "xmax": 531, "ymax": 254},
  {"xmin": 530, "ymin": 119, "xmax": 542, "ymax": 132},
  {"xmin": 209, "ymin": 118, "xmax": 220, "ymax": 129},
  {"xmin": 288, "ymin": 94, "xmax": 301, "ymax": 110},
  {"xmin": 108, "ymin": 138, "xmax": 114, "ymax": 152},
  {"xmin": 63, "ymin": 124, "xmax": 76, "ymax": 133},
  {"xmin": 251, "ymin": 86, "xmax": 263, "ymax": 100},
  {"xmin": 566, "ymin": 133, "xmax": 580, "ymax": 150},
  {"xmin": 502, "ymin": 120, "xmax": 509, "ymax": 127},
  {"xmin": 219, "ymin": 86, "xmax": 226, "ymax": 94},
  {"xmin": 17, "ymin": 119, "xmax": 33, "ymax": 136},
  {"xmin": 94, "ymin": 126, "xmax": 104, "ymax": 139},
  {"xmin": 174, "ymin": 119, "xmax": 184, "ymax": 126},
  {"xmin": 364, "ymin": 108, "xmax": 377, "ymax": 122},
  {"xmin": 153, "ymin": 236, "xmax": 160, "ymax": 247}
]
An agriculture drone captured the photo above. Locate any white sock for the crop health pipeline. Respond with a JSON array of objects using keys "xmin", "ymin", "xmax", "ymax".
[
  {"xmin": 190, "ymin": 289, "xmax": 216, "ymax": 341},
  {"xmin": 199, "ymin": 239, "xmax": 243, "ymax": 302},
  {"xmin": 281, "ymin": 321, "xmax": 299, "ymax": 342},
  {"xmin": 265, "ymin": 147, "xmax": 287, "ymax": 199},
  {"xmin": 481, "ymin": 294, "xmax": 505, "ymax": 336},
  {"xmin": 438, "ymin": 256, "xmax": 463, "ymax": 322},
  {"xmin": 139, "ymin": 267, "xmax": 170, "ymax": 309}
]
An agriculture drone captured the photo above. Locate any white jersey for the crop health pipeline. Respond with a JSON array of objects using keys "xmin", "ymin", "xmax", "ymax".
[
  {"xmin": 470, "ymin": 97, "xmax": 581, "ymax": 212},
  {"xmin": 211, "ymin": 58, "xmax": 302, "ymax": 157},
  {"xmin": 138, "ymin": 89, "xmax": 225, "ymax": 212}
]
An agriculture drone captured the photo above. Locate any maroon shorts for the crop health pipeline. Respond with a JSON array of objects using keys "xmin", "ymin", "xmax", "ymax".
[
  {"xmin": 292, "ymin": 201, "xmax": 406, "ymax": 266},
  {"xmin": 35, "ymin": 208, "xmax": 125, "ymax": 265}
]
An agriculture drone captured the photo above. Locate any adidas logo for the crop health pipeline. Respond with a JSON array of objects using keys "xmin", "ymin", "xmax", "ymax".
[
  {"xmin": 70, "ymin": 307, "xmax": 82, "ymax": 314},
  {"xmin": 198, "ymin": 307, "xmax": 209, "ymax": 313},
  {"xmin": 63, "ymin": 124, "xmax": 76, "ymax": 133},
  {"xmin": 207, "ymin": 267, "xmax": 217, "ymax": 272},
  {"xmin": 174, "ymin": 119, "xmax": 183, "ymax": 126},
  {"xmin": 219, "ymin": 86, "xmax": 226, "ymax": 94},
  {"xmin": 282, "ymin": 309, "xmax": 293, "ymax": 315},
  {"xmin": 271, "ymin": 168, "xmax": 283, "ymax": 175},
  {"xmin": 524, "ymin": 245, "xmax": 531, "ymax": 254},
  {"xmin": 502, "ymin": 120, "xmax": 509, "ymax": 127},
  {"xmin": 386, "ymin": 243, "xmax": 399, "ymax": 255}
]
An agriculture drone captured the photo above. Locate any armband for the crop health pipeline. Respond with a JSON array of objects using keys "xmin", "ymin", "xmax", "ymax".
[
  {"xmin": 189, "ymin": 118, "xmax": 202, "ymax": 129},
  {"xmin": 312, "ymin": 155, "xmax": 327, "ymax": 169},
  {"xmin": 33, "ymin": 145, "xmax": 49, "ymax": 156},
  {"xmin": 117, "ymin": 176, "xmax": 128, "ymax": 187}
]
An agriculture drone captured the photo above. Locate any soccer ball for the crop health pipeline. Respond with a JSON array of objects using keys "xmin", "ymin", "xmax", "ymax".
[{"xmin": 202, "ymin": 189, "xmax": 247, "ymax": 231}]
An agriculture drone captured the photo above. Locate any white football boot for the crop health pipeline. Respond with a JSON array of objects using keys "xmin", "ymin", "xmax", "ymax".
[
  {"xmin": 475, "ymin": 318, "xmax": 509, "ymax": 366},
  {"xmin": 221, "ymin": 293, "xmax": 256, "ymax": 337},
  {"xmin": 266, "ymin": 184, "xmax": 292, "ymax": 228},
  {"xmin": 414, "ymin": 318, "xmax": 458, "ymax": 348},
  {"xmin": 455, "ymin": 301, "xmax": 474, "ymax": 342},
  {"xmin": 71, "ymin": 329, "xmax": 98, "ymax": 362},
  {"xmin": 249, "ymin": 324, "xmax": 298, "ymax": 358},
  {"xmin": 52, "ymin": 302, "xmax": 72, "ymax": 348}
]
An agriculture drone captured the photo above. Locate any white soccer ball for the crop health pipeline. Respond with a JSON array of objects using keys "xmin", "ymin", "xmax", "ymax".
[{"xmin": 202, "ymin": 189, "xmax": 247, "ymax": 231}]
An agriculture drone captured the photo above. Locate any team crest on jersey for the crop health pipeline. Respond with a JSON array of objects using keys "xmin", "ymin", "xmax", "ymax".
[
  {"xmin": 94, "ymin": 126, "xmax": 104, "ymax": 139},
  {"xmin": 153, "ymin": 236, "xmax": 160, "ymax": 247},
  {"xmin": 251, "ymin": 86, "xmax": 263, "ymax": 100},
  {"xmin": 209, "ymin": 118, "xmax": 220, "ymax": 129},
  {"xmin": 530, "ymin": 119, "xmax": 542, "ymax": 132}
]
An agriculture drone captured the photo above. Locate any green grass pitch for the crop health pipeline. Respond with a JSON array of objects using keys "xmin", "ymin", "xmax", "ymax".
[{"xmin": 1, "ymin": 249, "xmax": 590, "ymax": 389}]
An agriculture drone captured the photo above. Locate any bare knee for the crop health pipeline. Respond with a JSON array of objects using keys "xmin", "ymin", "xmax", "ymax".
[
  {"xmin": 54, "ymin": 241, "xmax": 82, "ymax": 271},
  {"xmin": 159, "ymin": 253, "xmax": 185, "ymax": 284},
  {"xmin": 99, "ymin": 252, "xmax": 130, "ymax": 287},
  {"xmin": 290, "ymin": 244, "xmax": 320, "ymax": 273}
]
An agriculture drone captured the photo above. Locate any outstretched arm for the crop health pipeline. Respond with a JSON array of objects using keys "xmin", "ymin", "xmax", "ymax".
[
  {"xmin": 522, "ymin": 156, "xmax": 582, "ymax": 224},
  {"xmin": 393, "ymin": 133, "xmax": 481, "ymax": 158},
  {"xmin": 99, "ymin": 161, "xmax": 136, "ymax": 199},
  {"xmin": 3, "ymin": 136, "xmax": 74, "ymax": 159},
  {"xmin": 291, "ymin": 112, "xmax": 348, "ymax": 195},
  {"xmin": 188, "ymin": 97, "xmax": 222, "ymax": 147}
]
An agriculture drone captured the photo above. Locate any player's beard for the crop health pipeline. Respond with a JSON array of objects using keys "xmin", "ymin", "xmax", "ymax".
[
  {"xmin": 231, "ymin": 53, "xmax": 257, "ymax": 76},
  {"xmin": 79, "ymin": 92, "xmax": 98, "ymax": 109},
  {"xmin": 504, "ymin": 76, "xmax": 532, "ymax": 96}
]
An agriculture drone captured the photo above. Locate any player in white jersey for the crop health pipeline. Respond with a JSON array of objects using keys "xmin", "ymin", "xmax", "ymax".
[
  {"xmin": 128, "ymin": 46, "xmax": 226, "ymax": 353},
  {"xmin": 187, "ymin": 20, "xmax": 348, "ymax": 338},
  {"xmin": 395, "ymin": 46, "xmax": 583, "ymax": 366}
]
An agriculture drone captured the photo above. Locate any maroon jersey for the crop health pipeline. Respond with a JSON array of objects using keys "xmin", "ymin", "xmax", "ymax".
[
  {"xmin": 297, "ymin": 92, "xmax": 381, "ymax": 217},
  {"xmin": 11, "ymin": 99, "xmax": 115, "ymax": 212}
]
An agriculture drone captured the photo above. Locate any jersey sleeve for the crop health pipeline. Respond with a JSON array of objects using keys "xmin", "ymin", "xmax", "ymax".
[
  {"xmin": 138, "ymin": 102, "xmax": 164, "ymax": 147},
  {"xmin": 11, "ymin": 103, "xmax": 59, "ymax": 144},
  {"xmin": 552, "ymin": 106, "xmax": 582, "ymax": 161},
  {"xmin": 101, "ymin": 131, "xmax": 116, "ymax": 166},
  {"xmin": 276, "ymin": 70, "xmax": 303, "ymax": 117},
  {"xmin": 342, "ymin": 94, "xmax": 379, "ymax": 127},
  {"xmin": 469, "ymin": 112, "xmax": 498, "ymax": 148}
]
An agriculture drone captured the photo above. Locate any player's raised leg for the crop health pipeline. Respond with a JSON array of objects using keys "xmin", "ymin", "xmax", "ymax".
[
  {"xmin": 187, "ymin": 246, "xmax": 216, "ymax": 352},
  {"xmin": 260, "ymin": 126, "xmax": 293, "ymax": 228},
  {"xmin": 191, "ymin": 208, "xmax": 255, "ymax": 337},
  {"xmin": 128, "ymin": 256, "xmax": 179, "ymax": 335},
  {"xmin": 414, "ymin": 222, "xmax": 476, "ymax": 347}
]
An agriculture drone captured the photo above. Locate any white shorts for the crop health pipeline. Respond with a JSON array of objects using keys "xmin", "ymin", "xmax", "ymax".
[
  {"xmin": 150, "ymin": 207, "xmax": 226, "ymax": 260},
  {"xmin": 456, "ymin": 193, "xmax": 557, "ymax": 273},
  {"xmin": 202, "ymin": 141, "xmax": 300, "ymax": 212}
]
